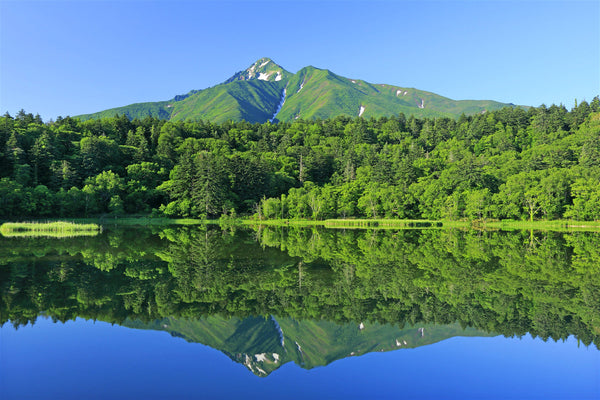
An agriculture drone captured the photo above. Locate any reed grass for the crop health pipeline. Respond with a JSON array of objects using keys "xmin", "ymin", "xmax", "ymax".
[
  {"xmin": 0, "ymin": 221, "xmax": 101, "ymax": 238},
  {"xmin": 322, "ymin": 219, "xmax": 450, "ymax": 229},
  {"xmin": 4, "ymin": 217, "xmax": 600, "ymax": 234},
  {"xmin": 241, "ymin": 217, "xmax": 600, "ymax": 231},
  {"xmin": 482, "ymin": 219, "xmax": 600, "ymax": 231},
  {"xmin": 241, "ymin": 218, "xmax": 463, "ymax": 229}
]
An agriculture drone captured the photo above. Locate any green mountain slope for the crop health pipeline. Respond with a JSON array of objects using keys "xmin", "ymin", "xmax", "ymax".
[
  {"xmin": 125, "ymin": 315, "xmax": 491, "ymax": 377},
  {"xmin": 278, "ymin": 66, "xmax": 509, "ymax": 121},
  {"xmin": 76, "ymin": 57, "xmax": 514, "ymax": 123},
  {"xmin": 77, "ymin": 58, "xmax": 290, "ymax": 123},
  {"xmin": 168, "ymin": 79, "xmax": 286, "ymax": 123},
  {"xmin": 77, "ymin": 100, "xmax": 173, "ymax": 121}
]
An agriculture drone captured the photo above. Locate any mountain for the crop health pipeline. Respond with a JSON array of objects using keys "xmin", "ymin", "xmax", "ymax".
[
  {"xmin": 124, "ymin": 315, "xmax": 492, "ymax": 377},
  {"xmin": 76, "ymin": 57, "xmax": 514, "ymax": 123}
]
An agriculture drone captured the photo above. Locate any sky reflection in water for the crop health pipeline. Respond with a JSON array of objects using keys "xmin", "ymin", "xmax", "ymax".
[
  {"xmin": 1, "ymin": 226, "xmax": 599, "ymax": 399},
  {"xmin": 1, "ymin": 317, "xmax": 598, "ymax": 400}
]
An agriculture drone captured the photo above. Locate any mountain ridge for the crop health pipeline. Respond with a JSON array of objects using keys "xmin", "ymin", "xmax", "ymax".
[{"xmin": 76, "ymin": 58, "xmax": 516, "ymax": 123}]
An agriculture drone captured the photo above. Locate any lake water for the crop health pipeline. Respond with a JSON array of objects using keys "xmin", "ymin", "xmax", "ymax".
[{"xmin": 0, "ymin": 225, "xmax": 598, "ymax": 399}]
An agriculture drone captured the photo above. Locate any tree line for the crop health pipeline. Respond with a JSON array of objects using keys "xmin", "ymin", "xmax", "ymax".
[{"xmin": 1, "ymin": 98, "xmax": 599, "ymax": 220}]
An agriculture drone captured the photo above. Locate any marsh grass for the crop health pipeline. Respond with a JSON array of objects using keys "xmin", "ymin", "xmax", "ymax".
[
  {"xmin": 483, "ymin": 219, "xmax": 600, "ymax": 231},
  {"xmin": 4, "ymin": 217, "xmax": 600, "ymax": 234},
  {"xmin": 322, "ymin": 219, "xmax": 450, "ymax": 229},
  {"xmin": 0, "ymin": 221, "xmax": 101, "ymax": 238},
  {"xmin": 242, "ymin": 218, "xmax": 465, "ymax": 229},
  {"xmin": 242, "ymin": 218, "xmax": 600, "ymax": 231}
]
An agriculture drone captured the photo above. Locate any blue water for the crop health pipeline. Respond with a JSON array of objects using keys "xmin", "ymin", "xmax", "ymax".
[{"xmin": 1, "ymin": 317, "xmax": 598, "ymax": 399}]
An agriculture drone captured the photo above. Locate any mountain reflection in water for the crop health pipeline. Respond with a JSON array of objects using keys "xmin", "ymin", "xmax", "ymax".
[
  {"xmin": 0, "ymin": 225, "xmax": 598, "ymax": 376},
  {"xmin": 124, "ymin": 316, "xmax": 490, "ymax": 376}
]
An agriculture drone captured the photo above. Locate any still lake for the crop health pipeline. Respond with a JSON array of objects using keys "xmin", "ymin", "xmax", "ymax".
[{"xmin": 0, "ymin": 225, "xmax": 598, "ymax": 399}]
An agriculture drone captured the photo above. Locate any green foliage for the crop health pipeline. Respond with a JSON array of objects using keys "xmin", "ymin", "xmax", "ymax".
[
  {"xmin": 565, "ymin": 178, "xmax": 600, "ymax": 220},
  {"xmin": 2, "ymin": 104, "xmax": 600, "ymax": 221},
  {"xmin": 161, "ymin": 150, "xmax": 233, "ymax": 218},
  {"xmin": 79, "ymin": 135, "xmax": 122, "ymax": 176}
]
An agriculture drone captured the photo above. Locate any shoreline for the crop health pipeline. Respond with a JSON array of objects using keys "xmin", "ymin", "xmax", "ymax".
[{"xmin": 3, "ymin": 216, "xmax": 600, "ymax": 232}]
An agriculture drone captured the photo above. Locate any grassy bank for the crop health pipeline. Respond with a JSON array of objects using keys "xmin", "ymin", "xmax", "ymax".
[
  {"xmin": 242, "ymin": 218, "xmax": 470, "ymax": 229},
  {"xmin": 3, "ymin": 216, "xmax": 600, "ymax": 233},
  {"xmin": 482, "ymin": 219, "xmax": 600, "ymax": 231},
  {"xmin": 242, "ymin": 218, "xmax": 600, "ymax": 231},
  {"xmin": 0, "ymin": 221, "xmax": 102, "ymax": 238}
]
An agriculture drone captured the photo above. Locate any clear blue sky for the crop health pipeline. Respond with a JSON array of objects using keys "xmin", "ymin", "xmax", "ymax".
[{"xmin": 1, "ymin": 0, "xmax": 598, "ymax": 121}]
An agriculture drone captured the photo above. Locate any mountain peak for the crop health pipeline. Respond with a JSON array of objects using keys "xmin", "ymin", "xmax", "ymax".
[
  {"xmin": 78, "ymin": 59, "xmax": 515, "ymax": 123},
  {"xmin": 225, "ymin": 58, "xmax": 289, "ymax": 83},
  {"xmin": 253, "ymin": 57, "xmax": 274, "ymax": 68}
]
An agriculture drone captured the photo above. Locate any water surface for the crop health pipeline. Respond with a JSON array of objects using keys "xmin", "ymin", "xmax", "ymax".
[{"xmin": 1, "ymin": 226, "xmax": 598, "ymax": 398}]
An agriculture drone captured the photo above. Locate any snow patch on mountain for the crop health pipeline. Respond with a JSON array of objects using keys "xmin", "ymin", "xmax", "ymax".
[
  {"xmin": 244, "ymin": 354, "xmax": 255, "ymax": 373},
  {"xmin": 258, "ymin": 72, "xmax": 272, "ymax": 81},
  {"xmin": 246, "ymin": 64, "xmax": 256, "ymax": 79},
  {"xmin": 259, "ymin": 60, "xmax": 270, "ymax": 68},
  {"xmin": 275, "ymin": 71, "xmax": 282, "ymax": 81},
  {"xmin": 359, "ymin": 106, "xmax": 365, "ymax": 117},
  {"xmin": 418, "ymin": 98, "xmax": 425, "ymax": 109},
  {"xmin": 297, "ymin": 78, "xmax": 306, "ymax": 93},
  {"xmin": 396, "ymin": 90, "xmax": 402, "ymax": 96}
]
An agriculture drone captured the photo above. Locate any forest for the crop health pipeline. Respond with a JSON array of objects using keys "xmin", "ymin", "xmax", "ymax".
[{"xmin": 1, "ymin": 97, "xmax": 599, "ymax": 221}]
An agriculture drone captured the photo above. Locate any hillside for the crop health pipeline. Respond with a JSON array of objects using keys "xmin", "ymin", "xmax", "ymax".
[{"xmin": 76, "ymin": 57, "xmax": 513, "ymax": 122}]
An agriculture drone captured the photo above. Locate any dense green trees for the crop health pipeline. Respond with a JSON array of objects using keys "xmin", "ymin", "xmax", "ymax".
[{"xmin": 1, "ymin": 98, "xmax": 599, "ymax": 220}]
